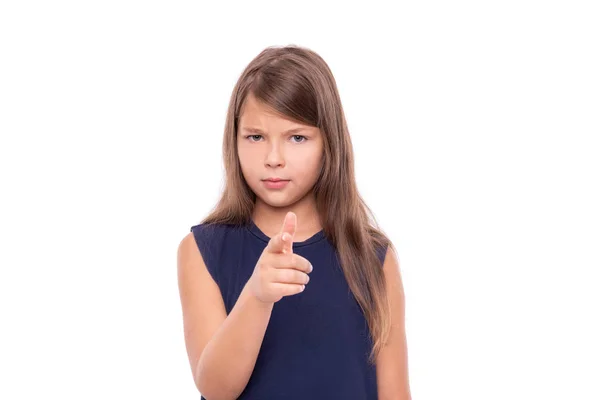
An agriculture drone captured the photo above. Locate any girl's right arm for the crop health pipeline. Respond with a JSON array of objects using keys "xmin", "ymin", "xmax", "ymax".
[
  {"xmin": 177, "ymin": 212, "xmax": 311, "ymax": 399},
  {"xmin": 177, "ymin": 232, "xmax": 274, "ymax": 400}
]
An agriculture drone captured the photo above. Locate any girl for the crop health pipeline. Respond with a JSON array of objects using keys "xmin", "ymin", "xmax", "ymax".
[{"xmin": 177, "ymin": 45, "xmax": 411, "ymax": 400}]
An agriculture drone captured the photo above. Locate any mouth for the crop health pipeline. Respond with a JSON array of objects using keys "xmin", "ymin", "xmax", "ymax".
[
  {"xmin": 262, "ymin": 179, "xmax": 290, "ymax": 189},
  {"xmin": 263, "ymin": 178, "xmax": 290, "ymax": 182}
]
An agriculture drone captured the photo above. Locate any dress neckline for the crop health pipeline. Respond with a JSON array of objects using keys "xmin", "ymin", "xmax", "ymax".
[{"xmin": 246, "ymin": 219, "xmax": 326, "ymax": 248}]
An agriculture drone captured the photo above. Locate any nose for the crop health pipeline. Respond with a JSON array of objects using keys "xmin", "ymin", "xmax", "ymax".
[{"xmin": 265, "ymin": 142, "xmax": 285, "ymax": 168}]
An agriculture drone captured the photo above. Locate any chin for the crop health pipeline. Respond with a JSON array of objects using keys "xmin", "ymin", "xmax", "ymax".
[
  {"xmin": 254, "ymin": 189, "xmax": 293, "ymax": 206},
  {"xmin": 260, "ymin": 195, "xmax": 293, "ymax": 208}
]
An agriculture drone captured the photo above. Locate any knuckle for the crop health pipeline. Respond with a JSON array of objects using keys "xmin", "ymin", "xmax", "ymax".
[
  {"xmin": 261, "ymin": 255, "xmax": 274, "ymax": 269},
  {"xmin": 290, "ymin": 254, "xmax": 301, "ymax": 268},
  {"xmin": 294, "ymin": 270, "xmax": 307, "ymax": 284},
  {"xmin": 294, "ymin": 255, "xmax": 310, "ymax": 271},
  {"xmin": 282, "ymin": 269, "xmax": 295, "ymax": 282}
]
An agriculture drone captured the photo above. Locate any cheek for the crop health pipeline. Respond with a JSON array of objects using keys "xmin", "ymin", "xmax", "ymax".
[
  {"xmin": 237, "ymin": 147, "xmax": 253, "ymax": 169},
  {"xmin": 290, "ymin": 152, "xmax": 321, "ymax": 178},
  {"xmin": 237, "ymin": 156, "xmax": 255, "ymax": 183}
]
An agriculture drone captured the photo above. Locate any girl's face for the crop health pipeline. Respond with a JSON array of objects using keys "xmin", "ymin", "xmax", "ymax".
[{"xmin": 237, "ymin": 94, "xmax": 323, "ymax": 208}]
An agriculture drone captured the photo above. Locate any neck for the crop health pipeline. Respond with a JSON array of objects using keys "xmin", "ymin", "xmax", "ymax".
[{"xmin": 252, "ymin": 193, "xmax": 322, "ymax": 241}]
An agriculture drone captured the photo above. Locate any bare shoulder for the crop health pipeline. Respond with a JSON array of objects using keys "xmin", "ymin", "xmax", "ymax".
[
  {"xmin": 381, "ymin": 244, "xmax": 406, "ymax": 326},
  {"xmin": 377, "ymin": 244, "xmax": 412, "ymax": 399},
  {"xmin": 381, "ymin": 245, "xmax": 407, "ymax": 327},
  {"xmin": 177, "ymin": 232, "xmax": 227, "ymax": 389},
  {"xmin": 177, "ymin": 231, "xmax": 206, "ymax": 275},
  {"xmin": 382, "ymin": 245, "xmax": 403, "ymax": 287}
]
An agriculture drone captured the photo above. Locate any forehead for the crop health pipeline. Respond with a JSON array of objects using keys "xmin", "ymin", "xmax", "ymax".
[
  {"xmin": 239, "ymin": 94, "xmax": 286, "ymax": 121},
  {"xmin": 238, "ymin": 93, "xmax": 321, "ymax": 136}
]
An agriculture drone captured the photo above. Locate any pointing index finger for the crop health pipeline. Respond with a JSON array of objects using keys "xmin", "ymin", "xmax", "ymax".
[
  {"xmin": 266, "ymin": 212, "xmax": 297, "ymax": 254},
  {"xmin": 280, "ymin": 211, "xmax": 296, "ymax": 254}
]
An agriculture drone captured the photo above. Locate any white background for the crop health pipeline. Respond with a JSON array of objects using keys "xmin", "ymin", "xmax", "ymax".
[{"xmin": 1, "ymin": 1, "xmax": 598, "ymax": 399}]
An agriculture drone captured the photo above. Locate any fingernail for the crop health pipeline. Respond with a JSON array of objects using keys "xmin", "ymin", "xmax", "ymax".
[
  {"xmin": 309, "ymin": 263, "xmax": 313, "ymax": 272},
  {"xmin": 282, "ymin": 233, "xmax": 289, "ymax": 241}
]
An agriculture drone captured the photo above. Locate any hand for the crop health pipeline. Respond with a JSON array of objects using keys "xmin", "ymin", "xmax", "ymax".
[{"xmin": 247, "ymin": 211, "xmax": 313, "ymax": 304}]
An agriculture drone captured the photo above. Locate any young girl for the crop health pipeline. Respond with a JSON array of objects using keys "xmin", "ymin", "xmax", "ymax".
[{"xmin": 177, "ymin": 45, "xmax": 411, "ymax": 400}]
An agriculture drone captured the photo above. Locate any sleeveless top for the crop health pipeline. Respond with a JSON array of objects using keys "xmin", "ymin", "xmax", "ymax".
[{"xmin": 190, "ymin": 219, "xmax": 388, "ymax": 400}]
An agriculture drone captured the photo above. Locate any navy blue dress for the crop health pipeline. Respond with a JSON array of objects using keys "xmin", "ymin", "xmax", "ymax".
[{"xmin": 190, "ymin": 219, "xmax": 387, "ymax": 399}]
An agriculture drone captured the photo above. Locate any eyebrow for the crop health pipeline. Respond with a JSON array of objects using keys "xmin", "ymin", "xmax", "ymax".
[{"xmin": 240, "ymin": 126, "xmax": 307, "ymax": 135}]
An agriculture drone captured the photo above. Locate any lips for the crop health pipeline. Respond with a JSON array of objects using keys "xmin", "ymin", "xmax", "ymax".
[
  {"xmin": 263, "ymin": 178, "xmax": 289, "ymax": 182},
  {"xmin": 262, "ymin": 179, "xmax": 290, "ymax": 189}
]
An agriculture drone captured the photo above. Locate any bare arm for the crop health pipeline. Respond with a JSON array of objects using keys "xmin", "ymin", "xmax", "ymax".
[
  {"xmin": 177, "ymin": 232, "xmax": 273, "ymax": 400},
  {"xmin": 376, "ymin": 246, "xmax": 412, "ymax": 400},
  {"xmin": 177, "ymin": 213, "xmax": 310, "ymax": 399}
]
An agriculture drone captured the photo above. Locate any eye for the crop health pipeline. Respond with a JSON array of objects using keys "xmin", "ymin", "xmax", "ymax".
[
  {"xmin": 246, "ymin": 134, "xmax": 263, "ymax": 142},
  {"xmin": 291, "ymin": 135, "xmax": 307, "ymax": 143}
]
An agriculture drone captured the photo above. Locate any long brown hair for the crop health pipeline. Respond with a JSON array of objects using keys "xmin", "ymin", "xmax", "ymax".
[{"xmin": 201, "ymin": 44, "xmax": 395, "ymax": 363}]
